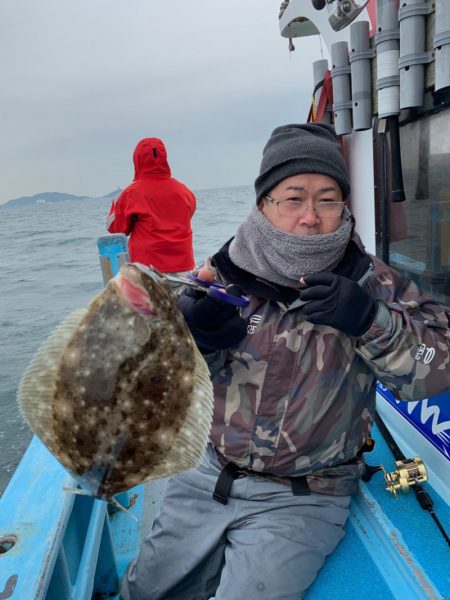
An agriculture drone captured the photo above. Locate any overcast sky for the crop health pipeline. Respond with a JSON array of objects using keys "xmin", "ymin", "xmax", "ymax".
[{"xmin": 0, "ymin": 0, "xmax": 324, "ymax": 203}]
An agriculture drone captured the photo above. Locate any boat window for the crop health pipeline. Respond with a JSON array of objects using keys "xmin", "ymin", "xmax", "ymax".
[{"xmin": 374, "ymin": 110, "xmax": 450, "ymax": 306}]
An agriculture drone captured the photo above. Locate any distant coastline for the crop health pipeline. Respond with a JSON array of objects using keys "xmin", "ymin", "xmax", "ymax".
[
  {"xmin": 0, "ymin": 189, "xmax": 120, "ymax": 209},
  {"xmin": 0, "ymin": 184, "xmax": 252, "ymax": 209}
]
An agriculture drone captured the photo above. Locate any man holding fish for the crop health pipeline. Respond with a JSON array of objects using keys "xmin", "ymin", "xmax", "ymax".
[{"xmin": 119, "ymin": 123, "xmax": 450, "ymax": 599}]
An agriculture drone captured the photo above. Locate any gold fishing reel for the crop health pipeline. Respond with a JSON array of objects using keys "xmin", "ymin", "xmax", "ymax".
[{"xmin": 381, "ymin": 457, "xmax": 427, "ymax": 498}]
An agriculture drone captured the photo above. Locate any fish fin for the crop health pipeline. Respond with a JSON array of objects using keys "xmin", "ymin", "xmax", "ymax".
[
  {"xmin": 63, "ymin": 487, "xmax": 138, "ymax": 522},
  {"xmin": 16, "ymin": 309, "xmax": 87, "ymax": 446},
  {"xmin": 108, "ymin": 496, "xmax": 138, "ymax": 522},
  {"xmin": 62, "ymin": 486, "xmax": 92, "ymax": 496}
]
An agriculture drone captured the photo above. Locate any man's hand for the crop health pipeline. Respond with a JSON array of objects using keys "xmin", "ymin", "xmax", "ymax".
[
  {"xmin": 178, "ymin": 287, "xmax": 247, "ymax": 353},
  {"xmin": 299, "ymin": 272, "xmax": 378, "ymax": 337}
]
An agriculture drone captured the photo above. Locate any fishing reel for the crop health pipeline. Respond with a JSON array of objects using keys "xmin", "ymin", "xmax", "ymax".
[
  {"xmin": 381, "ymin": 457, "xmax": 428, "ymax": 498},
  {"xmin": 311, "ymin": 0, "xmax": 370, "ymax": 31}
]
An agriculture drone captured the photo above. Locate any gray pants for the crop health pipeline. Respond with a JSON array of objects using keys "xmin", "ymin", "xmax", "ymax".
[{"xmin": 121, "ymin": 445, "xmax": 350, "ymax": 600}]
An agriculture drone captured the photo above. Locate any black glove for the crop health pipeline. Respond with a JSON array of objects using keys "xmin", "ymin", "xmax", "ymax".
[
  {"xmin": 177, "ymin": 287, "xmax": 247, "ymax": 353},
  {"xmin": 299, "ymin": 272, "xmax": 378, "ymax": 337}
]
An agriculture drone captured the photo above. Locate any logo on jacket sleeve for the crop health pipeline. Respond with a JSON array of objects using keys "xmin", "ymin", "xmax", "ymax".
[
  {"xmin": 247, "ymin": 314, "xmax": 262, "ymax": 335},
  {"xmin": 414, "ymin": 343, "xmax": 435, "ymax": 365}
]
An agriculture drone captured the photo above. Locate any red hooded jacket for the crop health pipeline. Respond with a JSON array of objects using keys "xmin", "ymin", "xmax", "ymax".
[{"xmin": 107, "ymin": 138, "xmax": 196, "ymax": 272}]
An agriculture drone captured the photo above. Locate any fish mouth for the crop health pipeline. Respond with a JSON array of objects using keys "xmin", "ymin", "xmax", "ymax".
[
  {"xmin": 113, "ymin": 263, "xmax": 161, "ymax": 316},
  {"xmin": 131, "ymin": 262, "xmax": 164, "ymax": 281}
]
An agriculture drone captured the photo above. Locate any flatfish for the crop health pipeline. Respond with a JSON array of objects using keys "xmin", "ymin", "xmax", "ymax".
[{"xmin": 17, "ymin": 264, "xmax": 214, "ymax": 500}]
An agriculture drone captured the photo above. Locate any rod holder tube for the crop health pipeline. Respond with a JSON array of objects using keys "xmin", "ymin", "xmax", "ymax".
[
  {"xmin": 331, "ymin": 41, "xmax": 352, "ymax": 135},
  {"xmin": 376, "ymin": 0, "xmax": 400, "ymax": 117},
  {"xmin": 313, "ymin": 59, "xmax": 332, "ymax": 123},
  {"xmin": 434, "ymin": 0, "xmax": 450, "ymax": 91},
  {"xmin": 399, "ymin": 0, "xmax": 433, "ymax": 108},
  {"xmin": 350, "ymin": 21, "xmax": 374, "ymax": 130}
]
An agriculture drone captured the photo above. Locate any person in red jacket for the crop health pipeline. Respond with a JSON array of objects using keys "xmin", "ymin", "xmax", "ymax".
[{"xmin": 107, "ymin": 137, "xmax": 196, "ymax": 274}]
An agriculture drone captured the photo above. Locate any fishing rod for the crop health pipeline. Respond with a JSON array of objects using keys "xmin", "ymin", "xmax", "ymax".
[{"xmin": 373, "ymin": 411, "xmax": 450, "ymax": 548}]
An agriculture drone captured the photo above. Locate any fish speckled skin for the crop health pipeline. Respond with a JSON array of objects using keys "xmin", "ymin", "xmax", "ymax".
[{"xmin": 17, "ymin": 264, "xmax": 213, "ymax": 499}]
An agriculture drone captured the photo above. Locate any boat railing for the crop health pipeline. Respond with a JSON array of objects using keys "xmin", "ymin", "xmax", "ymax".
[{"xmin": 0, "ymin": 436, "xmax": 121, "ymax": 599}]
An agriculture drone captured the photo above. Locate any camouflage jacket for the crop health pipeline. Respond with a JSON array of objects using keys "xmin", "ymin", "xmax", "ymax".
[{"xmin": 203, "ymin": 238, "xmax": 450, "ymax": 496}]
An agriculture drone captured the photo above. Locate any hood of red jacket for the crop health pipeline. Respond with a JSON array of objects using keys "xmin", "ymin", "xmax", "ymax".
[{"xmin": 133, "ymin": 138, "xmax": 171, "ymax": 179}]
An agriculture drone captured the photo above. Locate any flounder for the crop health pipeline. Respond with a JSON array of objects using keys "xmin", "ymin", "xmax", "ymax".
[{"xmin": 17, "ymin": 264, "xmax": 214, "ymax": 500}]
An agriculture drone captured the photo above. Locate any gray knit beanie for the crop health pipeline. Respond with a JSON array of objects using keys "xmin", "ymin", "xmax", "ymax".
[{"xmin": 254, "ymin": 123, "xmax": 350, "ymax": 201}]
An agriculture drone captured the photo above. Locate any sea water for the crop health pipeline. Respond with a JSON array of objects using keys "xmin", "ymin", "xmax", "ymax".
[{"xmin": 0, "ymin": 185, "xmax": 253, "ymax": 495}]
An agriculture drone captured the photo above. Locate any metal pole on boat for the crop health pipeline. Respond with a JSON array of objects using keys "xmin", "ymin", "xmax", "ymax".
[
  {"xmin": 376, "ymin": 1, "xmax": 405, "ymax": 205},
  {"xmin": 349, "ymin": 20, "xmax": 374, "ymax": 130},
  {"xmin": 398, "ymin": 0, "xmax": 433, "ymax": 108},
  {"xmin": 434, "ymin": 0, "xmax": 450, "ymax": 98},
  {"xmin": 330, "ymin": 41, "xmax": 353, "ymax": 135},
  {"xmin": 376, "ymin": 0, "xmax": 400, "ymax": 117}
]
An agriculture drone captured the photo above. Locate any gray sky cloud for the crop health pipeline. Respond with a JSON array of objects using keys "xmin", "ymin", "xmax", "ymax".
[{"xmin": 0, "ymin": 0, "xmax": 324, "ymax": 203}]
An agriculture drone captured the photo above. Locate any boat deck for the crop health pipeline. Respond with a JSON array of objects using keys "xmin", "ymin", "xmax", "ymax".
[{"xmin": 107, "ymin": 423, "xmax": 450, "ymax": 599}]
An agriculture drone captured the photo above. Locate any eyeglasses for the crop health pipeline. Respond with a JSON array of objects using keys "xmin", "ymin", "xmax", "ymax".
[{"xmin": 264, "ymin": 195, "xmax": 345, "ymax": 218}]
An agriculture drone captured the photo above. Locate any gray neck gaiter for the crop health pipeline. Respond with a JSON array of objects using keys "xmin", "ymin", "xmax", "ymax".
[{"xmin": 228, "ymin": 204, "xmax": 353, "ymax": 288}]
